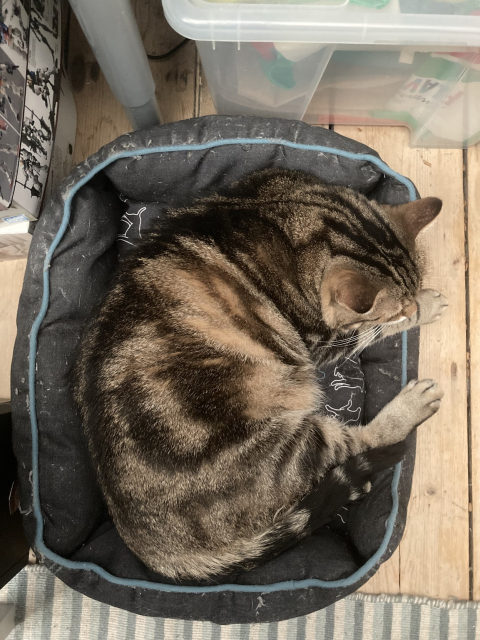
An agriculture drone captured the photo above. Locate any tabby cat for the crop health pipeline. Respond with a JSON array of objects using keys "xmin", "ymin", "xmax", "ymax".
[{"xmin": 74, "ymin": 168, "xmax": 447, "ymax": 581}]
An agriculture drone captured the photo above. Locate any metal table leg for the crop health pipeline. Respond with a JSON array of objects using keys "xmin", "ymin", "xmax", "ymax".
[{"xmin": 69, "ymin": 0, "xmax": 161, "ymax": 129}]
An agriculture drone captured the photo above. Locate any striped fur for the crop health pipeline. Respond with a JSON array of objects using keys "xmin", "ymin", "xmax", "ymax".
[{"xmin": 73, "ymin": 169, "xmax": 445, "ymax": 581}]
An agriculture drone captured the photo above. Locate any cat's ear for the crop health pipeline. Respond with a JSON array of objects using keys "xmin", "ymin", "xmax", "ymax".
[
  {"xmin": 327, "ymin": 269, "xmax": 381, "ymax": 315},
  {"xmin": 385, "ymin": 197, "xmax": 442, "ymax": 240}
]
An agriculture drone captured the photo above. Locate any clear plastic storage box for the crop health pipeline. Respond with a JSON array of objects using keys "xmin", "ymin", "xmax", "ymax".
[{"xmin": 162, "ymin": 0, "xmax": 480, "ymax": 148}]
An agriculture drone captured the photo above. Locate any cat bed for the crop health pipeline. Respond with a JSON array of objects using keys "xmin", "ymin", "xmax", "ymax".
[{"xmin": 12, "ymin": 115, "xmax": 420, "ymax": 625}]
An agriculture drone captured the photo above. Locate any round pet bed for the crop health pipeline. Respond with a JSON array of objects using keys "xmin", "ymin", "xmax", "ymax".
[{"xmin": 11, "ymin": 115, "xmax": 420, "ymax": 625}]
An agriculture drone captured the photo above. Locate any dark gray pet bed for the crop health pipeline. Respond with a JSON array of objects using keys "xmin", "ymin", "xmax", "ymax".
[{"xmin": 11, "ymin": 115, "xmax": 419, "ymax": 625}]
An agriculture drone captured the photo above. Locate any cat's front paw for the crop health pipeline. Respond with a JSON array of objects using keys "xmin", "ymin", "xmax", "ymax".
[
  {"xmin": 416, "ymin": 289, "xmax": 448, "ymax": 325},
  {"xmin": 396, "ymin": 378, "xmax": 443, "ymax": 429},
  {"xmin": 368, "ymin": 378, "xmax": 444, "ymax": 447}
]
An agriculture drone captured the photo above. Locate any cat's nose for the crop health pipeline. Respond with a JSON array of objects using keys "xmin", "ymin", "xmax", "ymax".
[{"xmin": 403, "ymin": 300, "xmax": 418, "ymax": 317}]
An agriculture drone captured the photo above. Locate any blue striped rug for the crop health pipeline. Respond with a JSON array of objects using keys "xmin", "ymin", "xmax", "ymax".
[{"xmin": 0, "ymin": 566, "xmax": 478, "ymax": 639}]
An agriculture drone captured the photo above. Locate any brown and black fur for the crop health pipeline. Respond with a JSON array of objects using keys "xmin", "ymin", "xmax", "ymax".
[{"xmin": 73, "ymin": 169, "xmax": 447, "ymax": 581}]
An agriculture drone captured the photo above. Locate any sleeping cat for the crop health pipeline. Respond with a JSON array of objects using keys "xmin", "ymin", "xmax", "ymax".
[{"xmin": 73, "ymin": 168, "xmax": 447, "ymax": 581}]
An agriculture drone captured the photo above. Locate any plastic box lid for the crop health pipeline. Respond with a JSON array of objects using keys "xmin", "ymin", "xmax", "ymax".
[{"xmin": 162, "ymin": 0, "xmax": 480, "ymax": 47}]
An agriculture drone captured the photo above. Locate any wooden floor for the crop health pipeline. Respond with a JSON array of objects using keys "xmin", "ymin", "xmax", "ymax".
[{"xmin": 1, "ymin": 1, "xmax": 479, "ymax": 600}]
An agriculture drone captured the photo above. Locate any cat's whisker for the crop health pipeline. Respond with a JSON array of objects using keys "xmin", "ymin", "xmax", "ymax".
[
  {"xmin": 337, "ymin": 328, "xmax": 377, "ymax": 365},
  {"xmin": 333, "ymin": 325, "xmax": 383, "ymax": 367},
  {"xmin": 351, "ymin": 325, "xmax": 382, "ymax": 356},
  {"xmin": 324, "ymin": 338, "xmax": 357, "ymax": 347},
  {"xmin": 363, "ymin": 325, "xmax": 383, "ymax": 351},
  {"xmin": 320, "ymin": 325, "xmax": 381, "ymax": 348},
  {"xmin": 364, "ymin": 325, "xmax": 383, "ymax": 347},
  {"xmin": 330, "ymin": 332, "xmax": 370, "ymax": 346},
  {"xmin": 343, "ymin": 326, "xmax": 380, "ymax": 348},
  {"xmin": 318, "ymin": 334, "xmax": 356, "ymax": 347}
]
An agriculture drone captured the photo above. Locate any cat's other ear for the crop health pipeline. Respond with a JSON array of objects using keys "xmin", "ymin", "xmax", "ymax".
[
  {"xmin": 384, "ymin": 197, "xmax": 442, "ymax": 240},
  {"xmin": 324, "ymin": 269, "xmax": 381, "ymax": 315}
]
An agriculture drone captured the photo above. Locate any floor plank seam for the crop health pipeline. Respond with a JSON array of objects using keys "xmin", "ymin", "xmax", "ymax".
[{"xmin": 464, "ymin": 147, "xmax": 474, "ymax": 601}]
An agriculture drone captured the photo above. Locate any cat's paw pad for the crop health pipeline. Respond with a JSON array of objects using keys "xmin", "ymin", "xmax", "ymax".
[
  {"xmin": 399, "ymin": 378, "xmax": 443, "ymax": 425},
  {"xmin": 416, "ymin": 289, "xmax": 448, "ymax": 325}
]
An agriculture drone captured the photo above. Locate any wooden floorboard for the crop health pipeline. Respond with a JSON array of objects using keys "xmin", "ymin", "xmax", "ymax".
[
  {"xmin": 0, "ymin": 259, "xmax": 27, "ymax": 402},
  {"xmin": 335, "ymin": 126, "xmax": 470, "ymax": 599},
  {"xmin": 198, "ymin": 63, "xmax": 215, "ymax": 118}
]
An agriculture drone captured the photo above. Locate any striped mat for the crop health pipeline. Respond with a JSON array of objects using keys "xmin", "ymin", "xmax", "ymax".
[{"xmin": 0, "ymin": 566, "xmax": 478, "ymax": 640}]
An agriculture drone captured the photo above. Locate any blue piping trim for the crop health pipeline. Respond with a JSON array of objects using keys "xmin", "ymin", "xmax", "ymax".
[
  {"xmin": 402, "ymin": 331, "xmax": 408, "ymax": 389},
  {"xmin": 28, "ymin": 137, "xmax": 414, "ymax": 594}
]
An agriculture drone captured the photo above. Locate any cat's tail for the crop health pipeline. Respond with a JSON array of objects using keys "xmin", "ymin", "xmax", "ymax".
[
  {"xmin": 234, "ymin": 439, "xmax": 409, "ymax": 571},
  {"xmin": 297, "ymin": 439, "xmax": 408, "ymax": 529}
]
